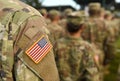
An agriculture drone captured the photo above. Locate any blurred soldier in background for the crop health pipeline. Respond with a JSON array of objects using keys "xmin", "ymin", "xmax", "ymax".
[
  {"xmin": 0, "ymin": 0, "xmax": 60, "ymax": 81},
  {"xmin": 104, "ymin": 11, "xmax": 120, "ymax": 81},
  {"xmin": 82, "ymin": 2, "xmax": 106, "ymax": 67},
  {"xmin": 82, "ymin": 2, "xmax": 116, "ymax": 81},
  {"xmin": 39, "ymin": 8, "xmax": 51, "ymax": 24},
  {"xmin": 99, "ymin": 7, "xmax": 105, "ymax": 21},
  {"xmin": 39, "ymin": 8, "xmax": 48, "ymax": 18},
  {"xmin": 59, "ymin": 8, "xmax": 73, "ymax": 29},
  {"xmin": 104, "ymin": 10, "xmax": 116, "ymax": 64},
  {"xmin": 54, "ymin": 12, "xmax": 101, "ymax": 81},
  {"xmin": 47, "ymin": 9, "xmax": 65, "ymax": 45}
]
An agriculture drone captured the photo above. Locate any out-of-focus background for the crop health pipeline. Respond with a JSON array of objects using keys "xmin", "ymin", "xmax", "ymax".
[
  {"xmin": 20, "ymin": 0, "xmax": 120, "ymax": 18},
  {"xmin": 20, "ymin": 0, "xmax": 120, "ymax": 81},
  {"xmin": 20, "ymin": 0, "xmax": 120, "ymax": 11}
]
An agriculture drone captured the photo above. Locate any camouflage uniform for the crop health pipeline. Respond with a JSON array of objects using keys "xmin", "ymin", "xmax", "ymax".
[
  {"xmin": 83, "ymin": 2, "xmax": 117, "ymax": 65},
  {"xmin": 58, "ymin": 8, "xmax": 73, "ymax": 29},
  {"xmin": 104, "ymin": 11, "xmax": 117, "ymax": 64},
  {"xmin": 104, "ymin": 13, "xmax": 120, "ymax": 81},
  {"xmin": 0, "ymin": 0, "xmax": 59, "ymax": 81},
  {"xmin": 39, "ymin": 8, "xmax": 51, "ymax": 24},
  {"xmin": 47, "ymin": 9, "xmax": 64, "ymax": 45},
  {"xmin": 54, "ymin": 14, "xmax": 101, "ymax": 81},
  {"xmin": 118, "ymin": 64, "xmax": 120, "ymax": 81},
  {"xmin": 82, "ymin": 3, "xmax": 110, "ymax": 81}
]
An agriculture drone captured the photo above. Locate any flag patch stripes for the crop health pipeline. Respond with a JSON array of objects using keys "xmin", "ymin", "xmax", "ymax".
[{"xmin": 25, "ymin": 35, "xmax": 52, "ymax": 64}]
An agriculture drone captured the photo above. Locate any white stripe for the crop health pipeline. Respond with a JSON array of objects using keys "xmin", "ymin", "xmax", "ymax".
[
  {"xmin": 28, "ymin": 44, "xmax": 38, "ymax": 54},
  {"xmin": 29, "ymin": 45, "xmax": 40, "ymax": 56},
  {"xmin": 33, "ymin": 45, "xmax": 46, "ymax": 59},
  {"xmin": 35, "ymin": 44, "xmax": 51, "ymax": 62},
  {"xmin": 31, "ymin": 45, "xmax": 42, "ymax": 57}
]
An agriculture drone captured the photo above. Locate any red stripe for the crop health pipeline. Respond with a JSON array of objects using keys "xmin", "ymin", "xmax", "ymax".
[
  {"xmin": 30, "ymin": 45, "xmax": 40, "ymax": 56},
  {"xmin": 30, "ymin": 45, "xmax": 41, "ymax": 57},
  {"xmin": 32, "ymin": 43, "xmax": 48, "ymax": 60},
  {"xmin": 27, "ymin": 44, "xmax": 37, "ymax": 53},
  {"xmin": 35, "ymin": 45, "xmax": 51, "ymax": 62},
  {"xmin": 28, "ymin": 44, "xmax": 38, "ymax": 54},
  {"xmin": 34, "ymin": 44, "xmax": 50, "ymax": 62},
  {"xmin": 31, "ymin": 47, "xmax": 41, "ymax": 57},
  {"xmin": 35, "ymin": 45, "xmax": 50, "ymax": 63}
]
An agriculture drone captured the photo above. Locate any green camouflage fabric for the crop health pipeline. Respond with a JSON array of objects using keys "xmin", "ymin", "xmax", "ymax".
[
  {"xmin": 103, "ymin": 19, "xmax": 120, "ymax": 81},
  {"xmin": 117, "ymin": 64, "xmax": 120, "ymax": 81},
  {"xmin": 82, "ymin": 16, "xmax": 117, "ymax": 81},
  {"xmin": 0, "ymin": 0, "xmax": 60, "ymax": 81},
  {"xmin": 47, "ymin": 23, "xmax": 64, "ymax": 45},
  {"xmin": 82, "ymin": 17, "xmax": 111, "ymax": 65},
  {"xmin": 54, "ymin": 36, "xmax": 101, "ymax": 81}
]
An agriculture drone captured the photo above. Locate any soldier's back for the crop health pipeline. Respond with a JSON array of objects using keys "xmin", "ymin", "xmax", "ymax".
[{"xmin": 54, "ymin": 36, "xmax": 100, "ymax": 81}]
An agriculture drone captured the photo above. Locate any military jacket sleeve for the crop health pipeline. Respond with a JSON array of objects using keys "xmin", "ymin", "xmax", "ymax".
[
  {"xmin": 0, "ymin": 1, "xmax": 59, "ymax": 81},
  {"xmin": 15, "ymin": 14, "xmax": 60, "ymax": 81}
]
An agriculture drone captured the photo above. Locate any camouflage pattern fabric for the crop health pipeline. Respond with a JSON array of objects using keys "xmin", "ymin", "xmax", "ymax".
[
  {"xmin": 54, "ymin": 36, "xmax": 101, "ymax": 81},
  {"xmin": 47, "ymin": 21, "xmax": 65, "ymax": 45},
  {"xmin": 82, "ymin": 17, "xmax": 108, "ymax": 64},
  {"xmin": 104, "ymin": 20, "xmax": 117, "ymax": 64},
  {"xmin": 0, "ymin": 0, "xmax": 60, "ymax": 81},
  {"xmin": 118, "ymin": 64, "xmax": 120, "ymax": 81}
]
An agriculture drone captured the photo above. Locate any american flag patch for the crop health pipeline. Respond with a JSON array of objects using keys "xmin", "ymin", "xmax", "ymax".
[{"xmin": 25, "ymin": 36, "xmax": 52, "ymax": 64}]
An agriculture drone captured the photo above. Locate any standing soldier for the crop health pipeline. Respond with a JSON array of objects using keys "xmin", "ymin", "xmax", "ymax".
[
  {"xmin": 39, "ymin": 8, "xmax": 51, "ymax": 24},
  {"xmin": 0, "ymin": 0, "xmax": 60, "ymax": 81},
  {"xmin": 59, "ymin": 8, "xmax": 73, "ymax": 29},
  {"xmin": 104, "ymin": 10, "xmax": 116, "ymax": 65},
  {"xmin": 54, "ymin": 12, "xmax": 101, "ymax": 81},
  {"xmin": 82, "ymin": 3, "xmax": 107, "ymax": 66},
  {"xmin": 81, "ymin": 3, "xmax": 115, "ymax": 81},
  {"xmin": 104, "ymin": 11, "xmax": 120, "ymax": 81},
  {"xmin": 47, "ymin": 9, "xmax": 65, "ymax": 45}
]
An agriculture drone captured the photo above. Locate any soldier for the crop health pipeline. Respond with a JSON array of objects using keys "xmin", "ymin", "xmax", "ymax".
[
  {"xmin": 104, "ymin": 11, "xmax": 120, "ymax": 81},
  {"xmin": 54, "ymin": 12, "xmax": 101, "ymax": 81},
  {"xmin": 83, "ymin": 2, "xmax": 119, "ymax": 81},
  {"xmin": 99, "ymin": 8, "xmax": 105, "ymax": 21},
  {"xmin": 47, "ymin": 9, "xmax": 65, "ymax": 45},
  {"xmin": 0, "ymin": 0, "xmax": 60, "ymax": 81},
  {"xmin": 59, "ymin": 8, "xmax": 73, "ymax": 29},
  {"xmin": 39, "ymin": 8, "xmax": 51, "ymax": 24},
  {"xmin": 82, "ymin": 3, "xmax": 107, "ymax": 66}
]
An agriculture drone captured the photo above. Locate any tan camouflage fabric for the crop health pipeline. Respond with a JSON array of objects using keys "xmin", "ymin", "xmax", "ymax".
[
  {"xmin": 54, "ymin": 36, "xmax": 101, "ymax": 81},
  {"xmin": 0, "ymin": 0, "xmax": 60, "ymax": 81}
]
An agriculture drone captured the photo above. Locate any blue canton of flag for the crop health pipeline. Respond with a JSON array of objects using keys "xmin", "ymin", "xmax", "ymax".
[{"xmin": 26, "ymin": 36, "xmax": 52, "ymax": 64}]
